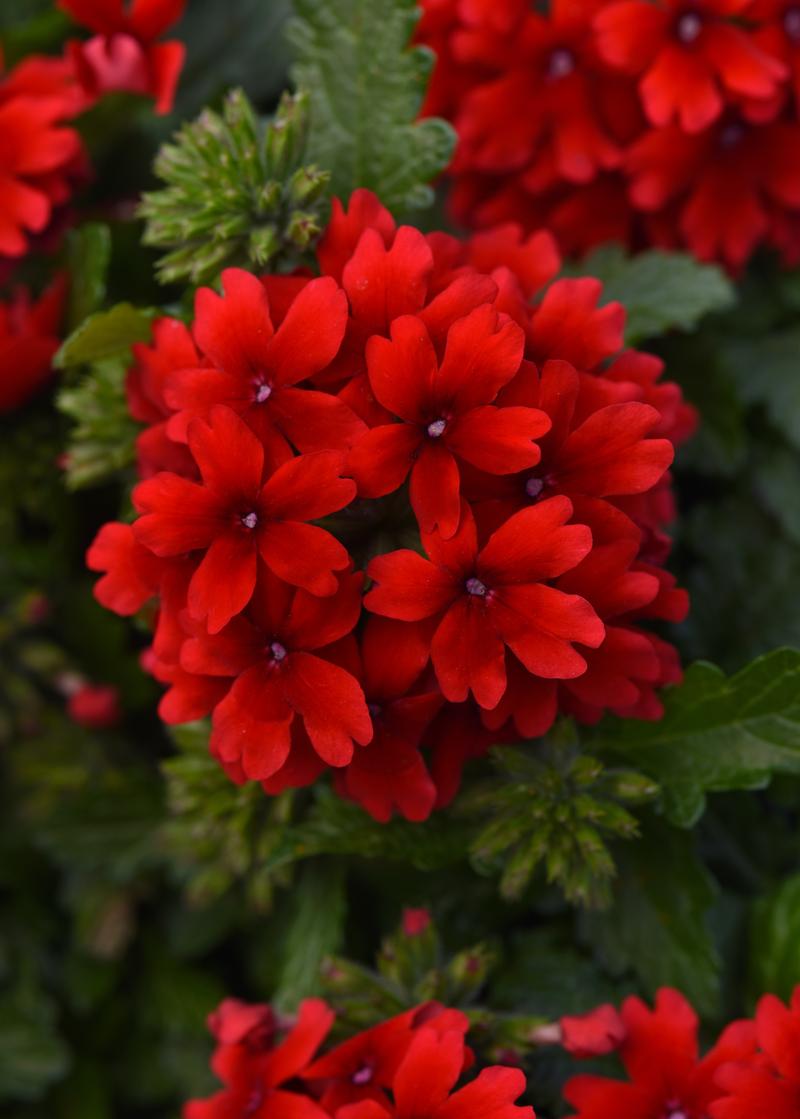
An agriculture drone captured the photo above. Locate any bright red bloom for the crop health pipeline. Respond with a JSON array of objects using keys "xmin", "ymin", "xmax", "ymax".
[
  {"xmin": 133, "ymin": 405, "xmax": 356, "ymax": 629},
  {"xmin": 181, "ymin": 565, "xmax": 371, "ymax": 779},
  {"xmin": 184, "ymin": 997, "xmax": 334, "ymax": 1119},
  {"xmin": 58, "ymin": 0, "xmax": 186, "ymax": 113},
  {"xmin": 348, "ymin": 307, "xmax": 548, "ymax": 538},
  {"xmin": 595, "ymin": 0, "xmax": 787, "ymax": 132},
  {"xmin": 626, "ymin": 113, "xmax": 800, "ymax": 270},
  {"xmin": 165, "ymin": 269, "xmax": 363, "ymax": 470},
  {"xmin": 563, "ymin": 989, "xmax": 756, "ymax": 1119},
  {"xmin": 366, "ymin": 498, "xmax": 605, "ymax": 710},
  {"xmin": 336, "ymin": 1025, "xmax": 535, "ymax": 1119},
  {"xmin": 0, "ymin": 273, "xmax": 67, "ymax": 413},
  {"xmin": 712, "ymin": 987, "xmax": 800, "ymax": 1119},
  {"xmin": 66, "ymin": 682, "xmax": 122, "ymax": 728},
  {"xmin": 0, "ymin": 57, "xmax": 85, "ymax": 258}
]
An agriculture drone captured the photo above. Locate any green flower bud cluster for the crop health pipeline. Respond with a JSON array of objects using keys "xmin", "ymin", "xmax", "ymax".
[
  {"xmin": 464, "ymin": 742, "xmax": 659, "ymax": 909},
  {"xmin": 139, "ymin": 89, "xmax": 330, "ymax": 286}
]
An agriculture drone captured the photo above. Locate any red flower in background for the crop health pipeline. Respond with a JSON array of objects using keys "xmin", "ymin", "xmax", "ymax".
[
  {"xmin": 0, "ymin": 56, "xmax": 86, "ymax": 258},
  {"xmin": 66, "ymin": 681, "xmax": 122, "ymax": 728},
  {"xmin": 563, "ymin": 989, "xmax": 756, "ymax": 1119},
  {"xmin": 418, "ymin": 0, "xmax": 800, "ymax": 268},
  {"xmin": 58, "ymin": 0, "xmax": 186, "ymax": 113},
  {"xmin": 88, "ymin": 192, "xmax": 691, "ymax": 822},
  {"xmin": 0, "ymin": 273, "xmax": 67, "ymax": 413},
  {"xmin": 186, "ymin": 997, "xmax": 532, "ymax": 1119}
]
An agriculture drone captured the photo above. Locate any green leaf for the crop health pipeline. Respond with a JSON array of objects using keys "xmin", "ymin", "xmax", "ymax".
[
  {"xmin": 288, "ymin": 0, "xmax": 456, "ymax": 213},
  {"xmin": 569, "ymin": 245, "xmax": 735, "ymax": 343},
  {"xmin": 721, "ymin": 327, "xmax": 800, "ymax": 450},
  {"xmin": 55, "ymin": 303, "xmax": 154, "ymax": 370},
  {"xmin": 749, "ymin": 873, "xmax": 800, "ymax": 1001},
  {"xmin": 593, "ymin": 649, "xmax": 800, "ymax": 827},
  {"xmin": 580, "ymin": 820, "xmax": 721, "ymax": 1016},
  {"xmin": 57, "ymin": 357, "xmax": 138, "ymax": 490},
  {"xmin": 273, "ymin": 861, "xmax": 346, "ymax": 1011},
  {"xmin": 0, "ymin": 999, "xmax": 70, "ymax": 1102},
  {"xmin": 65, "ymin": 224, "xmax": 112, "ymax": 331}
]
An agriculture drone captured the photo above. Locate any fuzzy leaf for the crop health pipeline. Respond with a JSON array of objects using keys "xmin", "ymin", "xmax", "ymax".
[
  {"xmin": 571, "ymin": 245, "xmax": 735, "ymax": 343},
  {"xmin": 288, "ymin": 0, "xmax": 456, "ymax": 213},
  {"xmin": 594, "ymin": 649, "xmax": 800, "ymax": 826},
  {"xmin": 55, "ymin": 304, "xmax": 154, "ymax": 369},
  {"xmin": 65, "ymin": 224, "xmax": 112, "ymax": 330},
  {"xmin": 580, "ymin": 821, "xmax": 721, "ymax": 1016},
  {"xmin": 273, "ymin": 861, "xmax": 346, "ymax": 1011}
]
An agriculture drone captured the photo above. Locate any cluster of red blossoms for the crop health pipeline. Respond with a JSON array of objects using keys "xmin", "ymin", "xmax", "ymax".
[
  {"xmin": 0, "ymin": 0, "xmax": 184, "ymax": 264},
  {"xmin": 417, "ymin": 0, "xmax": 800, "ymax": 271},
  {"xmin": 88, "ymin": 188, "xmax": 692, "ymax": 822},
  {"xmin": 561, "ymin": 984, "xmax": 800, "ymax": 1119},
  {"xmin": 184, "ymin": 995, "xmax": 533, "ymax": 1119}
]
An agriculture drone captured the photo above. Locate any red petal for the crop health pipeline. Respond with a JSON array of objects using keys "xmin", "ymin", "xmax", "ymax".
[
  {"xmin": 366, "ymin": 316, "xmax": 436, "ymax": 422},
  {"xmin": 479, "ymin": 496, "xmax": 593, "ymax": 584},
  {"xmin": 446, "ymin": 405, "xmax": 549, "ymax": 473},
  {"xmin": 557, "ymin": 403, "xmax": 674, "ymax": 495},
  {"xmin": 260, "ymin": 450, "xmax": 355, "ymax": 521},
  {"xmin": 438, "ymin": 1066, "xmax": 534, "ymax": 1119},
  {"xmin": 342, "ymin": 225, "xmax": 432, "ymax": 333},
  {"xmin": 346, "ymin": 423, "xmax": 420, "ymax": 498},
  {"xmin": 282, "ymin": 652, "xmax": 372, "ymax": 766},
  {"xmin": 258, "ymin": 522, "xmax": 351, "ymax": 597},
  {"xmin": 393, "ymin": 1029, "xmax": 464, "ymax": 1115},
  {"xmin": 493, "ymin": 584, "xmax": 605, "ymax": 678},
  {"xmin": 436, "ymin": 304, "xmax": 525, "ymax": 410},
  {"xmin": 187, "ymin": 404, "xmax": 264, "ymax": 499},
  {"xmin": 132, "ymin": 473, "xmax": 222, "ymax": 555},
  {"xmin": 360, "ymin": 615, "xmax": 433, "ymax": 699},
  {"xmin": 410, "ymin": 443, "xmax": 462, "ymax": 538},
  {"xmin": 211, "ymin": 664, "xmax": 293, "ymax": 780},
  {"xmin": 269, "ymin": 387, "xmax": 367, "ymax": 453},
  {"xmin": 193, "ymin": 268, "xmax": 275, "ymax": 378},
  {"xmin": 432, "ymin": 598, "xmax": 507, "ymax": 708},
  {"xmin": 366, "ymin": 551, "xmax": 458, "ymax": 621},
  {"xmin": 86, "ymin": 521, "xmax": 164, "ymax": 615},
  {"xmin": 263, "ymin": 998, "xmax": 335, "ymax": 1087},
  {"xmin": 264, "ymin": 277, "xmax": 348, "ymax": 385},
  {"xmin": 283, "ymin": 571, "xmax": 364, "ymax": 651},
  {"xmin": 187, "ymin": 532, "xmax": 257, "ymax": 633}
]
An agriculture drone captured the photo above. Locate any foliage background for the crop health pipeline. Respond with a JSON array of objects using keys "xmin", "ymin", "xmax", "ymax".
[{"xmin": 3, "ymin": 1, "xmax": 800, "ymax": 1116}]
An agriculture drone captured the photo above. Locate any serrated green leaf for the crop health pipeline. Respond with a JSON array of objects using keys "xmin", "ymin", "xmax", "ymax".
[
  {"xmin": 55, "ymin": 304, "xmax": 154, "ymax": 369},
  {"xmin": 569, "ymin": 245, "xmax": 734, "ymax": 343},
  {"xmin": 580, "ymin": 820, "xmax": 721, "ymax": 1016},
  {"xmin": 288, "ymin": 0, "xmax": 456, "ymax": 213},
  {"xmin": 594, "ymin": 649, "xmax": 800, "ymax": 826}
]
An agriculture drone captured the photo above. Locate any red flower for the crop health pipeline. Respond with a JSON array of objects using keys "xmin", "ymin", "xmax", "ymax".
[
  {"xmin": 366, "ymin": 498, "xmax": 604, "ymax": 710},
  {"xmin": 0, "ymin": 57, "xmax": 84, "ymax": 258},
  {"xmin": 595, "ymin": 0, "xmax": 787, "ymax": 132},
  {"xmin": 626, "ymin": 113, "xmax": 800, "ymax": 270},
  {"xmin": 208, "ymin": 999, "xmax": 277, "ymax": 1051},
  {"xmin": 66, "ymin": 682, "xmax": 122, "ymax": 728},
  {"xmin": 336, "ymin": 1025, "xmax": 535, "ymax": 1119},
  {"xmin": 712, "ymin": 987, "xmax": 800, "ymax": 1119},
  {"xmin": 184, "ymin": 997, "xmax": 334, "ymax": 1119},
  {"xmin": 0, "ymin": 273, "xmax": 67, "ymax": 412},
  {"xmin": 181, "ymin": 565, "xmax": 371, "ymax": 779},
  {"xmin": 133, "ymin": 405, "xmax": 356, "ymax": 630},
  {"xmin": 126, "ymin": 316, "xmax": 199, "ymax": 477},
  {"xmin": 165, "ymin": 269, "xmax": 363, "ymax": 470},
  {"xmin": 347, "ymin": 307, "xmax": 548, "ymax": 538},
  {"xmin": 333, "ymin": 618, "xmax": 441, "ymax": 823},
  {"xmin": 563, "ymin": 989, "xmax": 756, "ymax": 1119},
  {"xmin": 58, "ymin": 0, "xmax": 186, "ymax": 113},
  {"xmin": 402, "ymin": 908, "xmax": 432, "ymax": 937}
]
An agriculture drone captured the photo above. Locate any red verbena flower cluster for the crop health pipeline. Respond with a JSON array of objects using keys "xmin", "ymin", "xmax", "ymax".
[
  {"xmin": 87, "ymin": 189, "xmax": 692, "ymax": 822},
  {"xmin": 417, "ymin": 0, "xmax": 800, "ymax": 271},
  {"xmin": 562, "ymin": 985, "xmax": 800, "ymax": 1119},
  {"xmin": 184, "ymin": 995, "xmax": 534, "ymax": 1119}
]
